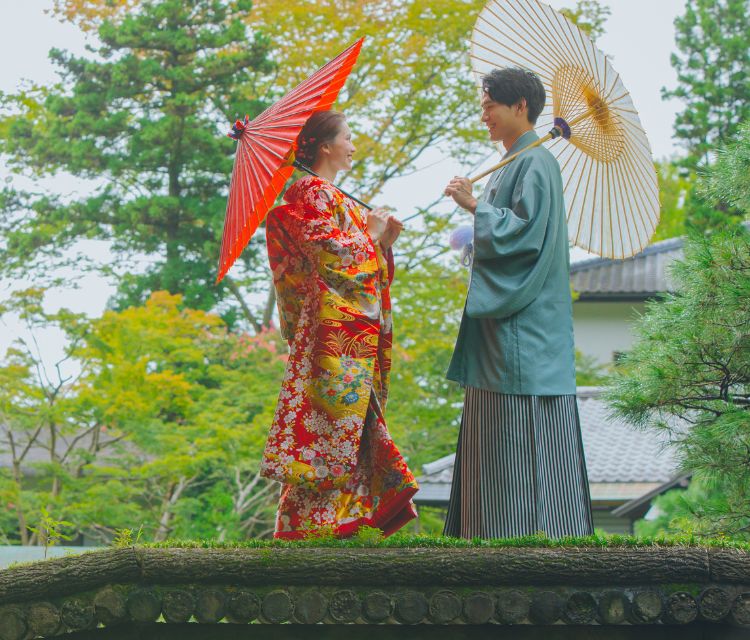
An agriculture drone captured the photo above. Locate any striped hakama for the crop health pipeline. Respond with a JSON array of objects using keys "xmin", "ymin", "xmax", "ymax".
[{"xmin": 443, "ymin": 387, "xmax": 593, "ymax": 539}]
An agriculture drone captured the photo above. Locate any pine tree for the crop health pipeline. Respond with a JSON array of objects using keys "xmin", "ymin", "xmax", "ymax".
[
  {"xmin": 606, "ymin": 126, "xmax": 750, "ymax": 538},
  {"xmin": 662, "ymin": 0, "xmax": 750, "ymax": 232},
  {"xmin": 0, "ymin": 0, "xmax": 271, "ymax": 326}
]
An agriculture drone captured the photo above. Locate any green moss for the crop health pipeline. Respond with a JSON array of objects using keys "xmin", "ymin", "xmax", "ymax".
[{"xmin": 138, "ymin": 533, "xmax": 750, "ymax": 551}]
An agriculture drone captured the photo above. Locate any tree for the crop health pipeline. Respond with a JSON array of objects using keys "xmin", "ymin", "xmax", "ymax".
[
  {"xmin": 2, "ymin": 0, "xmax": 613, "ymax": 340},
  {"xmin": 663, "ymin": 0, "xmax": 750, "ymax": 169},
  {"xmin": 560, "ymin": 0, "xmax": 611, "ymax": 42},
  {"xmin": 651, "ymin": 160, "xmax": 689, "ymax": 242},
  {"xmin": 47, "ymin": 0, "xmax": 495, "ymax": 201},
  {"xmin": 0, "ymin": 0, "xmax": 614, "ymax": 541},
  {"xmin": 701, "ymin": 121, "xmax": 750, "ymax": 216},
  {"xmin": 0, "ymin": 0, "xmax": 273, "ymax": 328},
  {"xmin": 633, "ymin": 476, "xmax": 726, "ymax": 539},
  {"xmin": 50, "ymin": 0, "xmax": 611, "ymax": 196},
  {"xmin": 608, "ymin": 230, "xmax": 750, "ymax": 537},
  {"xmin": 387, "ymin": 259, "xmax": 467, "ymax": 470},
  {"xmin": 0, "ymin": 291, "xmax": 287, "ymax": 544},
  {"xmin": 606, "ymin": 172, "xmax": 749, "ymax": 541},
  {"xmin": 661, "ymin": 0, "xmax": 749, "ymax": 233}
]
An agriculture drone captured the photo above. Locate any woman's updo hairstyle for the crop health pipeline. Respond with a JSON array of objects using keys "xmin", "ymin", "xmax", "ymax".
[{"xmin": 296, "ymin": 110, "xmax": 346, "ymax": 166}]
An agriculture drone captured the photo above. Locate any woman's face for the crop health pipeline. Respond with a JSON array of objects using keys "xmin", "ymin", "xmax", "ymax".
[{"xmin": 322, "ymin": 121, "xmax": 356, "ymax": 171}]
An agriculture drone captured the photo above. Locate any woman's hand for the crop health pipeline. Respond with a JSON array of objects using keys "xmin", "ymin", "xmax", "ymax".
[
  {"xmin": 366, "ymin": 207, "xmax": 389, "ymax": 242},
  {"xmin": 379, "ymin": 215, "xmax": 404, "ymax": 250},
  {"xmin": 444, "ymin": 176, "xmax": 478, "ymax": 214}
]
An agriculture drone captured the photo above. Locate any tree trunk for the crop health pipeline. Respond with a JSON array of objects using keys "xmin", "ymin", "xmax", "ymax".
[
  {"xmin": 153, "ymin": 476, "xmax": 191, "ymax": 542},
  {"xmin": 11, "ymin": 459, "xmax": 29, "ymax": 546},
  {"xmin": 262, "ymin": 286, "xmax": 276, "ymax": 329},
  {"xmin": 225, "ymin": 276, "xmax": 263, "ymax": 333}
]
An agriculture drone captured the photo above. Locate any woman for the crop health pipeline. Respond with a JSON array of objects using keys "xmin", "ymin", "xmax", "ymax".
[{"xmin": 261, "ymin": 110, "xmax": 418, "ymax": 539}]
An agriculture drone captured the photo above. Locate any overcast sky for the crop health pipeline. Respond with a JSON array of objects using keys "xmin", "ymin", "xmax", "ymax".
[{"xmin": 0, "ymin": 0, "xmax": 687, "ymax": 356}]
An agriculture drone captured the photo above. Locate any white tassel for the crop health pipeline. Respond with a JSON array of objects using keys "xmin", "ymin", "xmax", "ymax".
[{"xmin": 449, "ymin": 224, "xmax": 474, "ymax": 267}]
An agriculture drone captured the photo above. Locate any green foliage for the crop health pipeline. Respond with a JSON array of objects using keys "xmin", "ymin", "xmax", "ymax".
[
  {"xmin": 560, "ymin": 0, "xmax": 611, "ymax": 42},
  {"xmin": 662, "ymin": 0, "xmax": 749, "ymax": 232},
  {"xmin": 409, "ymin": 506, "xmax": 449, "ymax": 536},
  {"xmin": 652, "ymin": 160, "xmax": 689, "ymax": 242},
  {"xmin": 26, "ymin": 508, "xmax": 74, "ymax": 558},
  {"xmin": 3, "ymin": 0, "xmax": 614, "ymax": 336},
  {"xmin": 351, "ymin": 525, "xmax": 385, "ymax": 545},
  {"xmin": 1, "ymin": 0, "xmax": 615, "ymax": 545},
  {"xmin": 112, "ymin": 525, "xmax": 144, "ymax": 548},
  {"xmin": 608, "ymin": 130, "xmax": 750, "ymax": 539},
  {"xmin": 387, "ymin": 251, "xmax": 466, "ymax": 471},
  {"xmin": 575, "ymin": 350, "xmax": 609, "ymax": 387},
  {"xmin": 634, "ymin": 474, "xmax": 748, "ymax": 540},
  {"xmin": 0, "ymin": 291, "xmax": 286, "ymax": 545},
  {"xmin": 0, "ymin": 0, "xmax": 272, "ymax": 323},
  {"xmin": 606, "ymin": 230, "xmax": 750, "ymax": 538},
  {"xmin": 700, "ymin": 120, "xmax": 750, "ymax": 216},
  {"xmin": 664, "ymin": 0, "xmax": 750, "ymax": 169}
]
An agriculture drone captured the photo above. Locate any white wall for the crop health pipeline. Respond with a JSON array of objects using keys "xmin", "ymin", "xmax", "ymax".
[{"xmin": 573, "ymin": 301, "xmax": 647, "ymax": 365}]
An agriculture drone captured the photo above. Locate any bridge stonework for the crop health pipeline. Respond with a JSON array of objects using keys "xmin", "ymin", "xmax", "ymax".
[{"xmin": 0, "ymin": 547, "xmax": 748, "ymax": 639}]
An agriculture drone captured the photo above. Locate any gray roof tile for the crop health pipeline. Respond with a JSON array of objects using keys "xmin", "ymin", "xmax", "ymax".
[{"xmin": 570, "ymin": 236, "xmax": 682, "ymax": 299}]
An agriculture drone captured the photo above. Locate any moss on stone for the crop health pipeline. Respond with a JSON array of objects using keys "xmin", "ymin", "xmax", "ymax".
[{"xmin": 140, "ymin": 533, "xmax": 750, "ymax": 551}]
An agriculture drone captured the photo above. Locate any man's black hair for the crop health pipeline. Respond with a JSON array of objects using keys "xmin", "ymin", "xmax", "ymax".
[{"xmin": 481, "ymin": 67, "xmax": 546, "ymax": 124}]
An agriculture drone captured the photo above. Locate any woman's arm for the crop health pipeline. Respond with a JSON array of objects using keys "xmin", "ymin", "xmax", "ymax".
[{"xmin": 289, "ymin": 185, "xmax": 380, "ymax": 294}]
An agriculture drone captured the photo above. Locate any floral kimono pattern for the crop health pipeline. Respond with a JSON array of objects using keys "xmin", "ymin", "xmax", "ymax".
[{"xmin": 263, "ymin": 175, "xmax": 418, "ymax": 539}]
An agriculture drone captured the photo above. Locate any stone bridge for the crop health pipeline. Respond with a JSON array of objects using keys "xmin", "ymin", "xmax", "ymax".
[{"xmin": 1, "ymin": 546, "xmax": 749, "ymax": 639}]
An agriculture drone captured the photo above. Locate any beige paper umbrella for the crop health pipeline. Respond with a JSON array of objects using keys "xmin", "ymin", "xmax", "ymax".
[{"xmin": 470, "ymin": 0, "xmax": 660, "ymax": 259}]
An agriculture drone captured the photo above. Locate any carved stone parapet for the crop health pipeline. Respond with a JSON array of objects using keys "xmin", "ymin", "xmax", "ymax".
[{"xmin": 0, "ymin": 547, "xmax": 748, "ymax": 637}]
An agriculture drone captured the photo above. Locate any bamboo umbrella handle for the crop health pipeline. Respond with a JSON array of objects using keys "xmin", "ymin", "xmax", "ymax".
[
  {"xmin": 469, "ymin": 106, "xmax": 600, "ymax": 183},
  {"xmin": 469, "ymin": 133, "xmax": 553, "ymax": 183}
]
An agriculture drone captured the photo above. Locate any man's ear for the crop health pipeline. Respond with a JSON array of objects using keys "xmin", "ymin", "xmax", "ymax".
[{"xmin": 516, "ymin": 98, "xmax": 528, "ymax": 116}]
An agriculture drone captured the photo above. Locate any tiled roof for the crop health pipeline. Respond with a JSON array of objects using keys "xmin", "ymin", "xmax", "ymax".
[
  {"xmin": 570, "ymin": 236, "xmax": 683, "ymax": 300},
  {"xmin": 576, "ymin": 387, "xmax": 679, "ymax": 483},
  {"xmin": 0, "ymin": 431, "xmax": 129, "ymax": 472},
  {"xmin": 415, "ymin": 387, "xmax": 680, "ymax": 506}
]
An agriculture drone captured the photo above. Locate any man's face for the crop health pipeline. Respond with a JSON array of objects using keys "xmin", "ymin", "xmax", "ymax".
[{"xmin": 480, "ymin": 93, "xmax": 525, "ymax": 143}]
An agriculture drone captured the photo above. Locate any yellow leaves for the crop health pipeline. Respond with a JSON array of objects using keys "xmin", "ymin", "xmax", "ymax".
[
  {"xmin": 49, "ymin": 0, "xmax": 137, "ymax": 31},
  {"xmin": 45, "ymin": 0, "xmax": 492, "ymax": 200}
]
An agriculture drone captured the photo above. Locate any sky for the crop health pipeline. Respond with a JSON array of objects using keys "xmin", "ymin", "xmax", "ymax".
[{"xmin": 0, "ymin": 0, "xmax": 687, "ymax": 359}]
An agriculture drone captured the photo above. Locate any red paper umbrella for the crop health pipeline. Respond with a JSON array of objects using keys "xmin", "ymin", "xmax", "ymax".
[{"xmin": 216, "ymin": 38, "xmax": 365, "ymax": 283}]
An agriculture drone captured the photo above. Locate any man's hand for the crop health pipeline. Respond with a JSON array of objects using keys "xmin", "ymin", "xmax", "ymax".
[
  {"xmin": 379, "ymin": 215, "xmax": 404, "ymax": 250},
  {"xmin": 444, "ymin": 176, "xmax": 477, "ymax": 214}
]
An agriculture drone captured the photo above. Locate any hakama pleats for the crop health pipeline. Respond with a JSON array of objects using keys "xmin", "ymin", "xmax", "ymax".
[{"xmin": 444, "ymin": 387, "xmax": 593, "ymax": 539}]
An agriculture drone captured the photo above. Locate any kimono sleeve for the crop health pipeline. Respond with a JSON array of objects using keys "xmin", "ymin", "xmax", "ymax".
[
  {"xmin": 385, "ymin": 246, "xmax": 395, "ymax": 285},
  {"xmin": 466, "ymin": 159, "xmax": 560, "ymax": 319},
  {"xmin": 473, "ymin": 160, "xmax": 550, "ymax": 261},
  {"xmin": 361, "ymin": 207, "xmax": 395, "ymax": 286},
  {"xmin": 289, "ymin": 185, "xmax": 379, "ymax": 290}
]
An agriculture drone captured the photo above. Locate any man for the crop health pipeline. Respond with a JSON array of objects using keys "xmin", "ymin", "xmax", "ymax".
[{"xmin": 443, "ymin": 67, "xmax": 593, "ymax": 539}]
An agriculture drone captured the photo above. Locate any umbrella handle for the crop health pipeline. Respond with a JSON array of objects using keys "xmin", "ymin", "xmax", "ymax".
[
  {"xmin": 402, "ymin": 130, "xmax": 555, "ymax": 224},
  {"xmin": 292, "ymin": 160, "xmax": 373, "ymax": 211},
  {"xmin": 469, "ymin": 108, "xmax": 599, "ymax": 183},
  {"xmin": 468, "ymin": 132, "xmax": 554, "ymax": 183}
]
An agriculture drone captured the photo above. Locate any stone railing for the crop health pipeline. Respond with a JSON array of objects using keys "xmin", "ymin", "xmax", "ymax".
[{"xmin": 0, "ymin": 546, "xmax": 749, "ymax": 639}]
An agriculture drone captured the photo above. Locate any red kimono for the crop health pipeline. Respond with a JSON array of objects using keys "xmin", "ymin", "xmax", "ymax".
[{"xmin": 262, "ymin": 175, "xmax": 418, "ymax": 539}]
